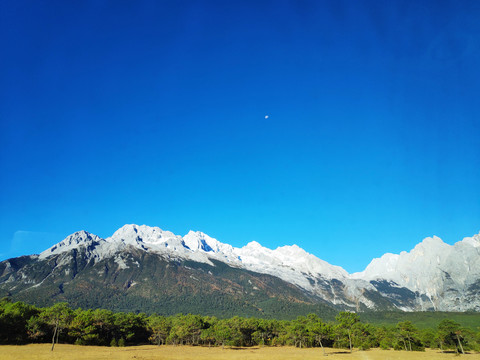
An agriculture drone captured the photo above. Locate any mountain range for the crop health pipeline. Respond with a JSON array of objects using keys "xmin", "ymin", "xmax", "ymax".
[{"xmin": 1, "ymin": 224, "xmax": 479, "ymax": 317}]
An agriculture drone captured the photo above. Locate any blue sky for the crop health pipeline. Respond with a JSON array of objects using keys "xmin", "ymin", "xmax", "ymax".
[{"xmin": 1, "ymin": 1, "xmax": 479, "ymax": 272}]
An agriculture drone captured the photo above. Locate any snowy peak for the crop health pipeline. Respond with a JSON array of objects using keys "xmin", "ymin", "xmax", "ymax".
[
  {"xmin": 243, "ymin": 241, "xmax": 263, "ymax": 249},
  {"xmin": 273, "ymin": 245, "xmax": 349, "ymax": 279},
  {"xmin": 412, "ymin": 235, "xmax": 450, "ymax": 254},
  {"xmin": 355, "ymin": 233, "xmax": 480, "ymax": 282},
  {"xmin": 352, "ymin": 253, "xmax": 400, "ymax": 279},
  {"xmin": 109, "ymin": 224, "xmax": 181, "ymax": 246},
  {"xmin": 183, "ymin": 230, "xmax": 233, "ymax": 254},
  {"xmin": 183, "ymin": 231, "xmax": 214, "ymax": 252},
  {"xmin": 39, "ymin": 231, "xmax": 102, "ymax": 259},
  {"xmin": 353, "ymin": 232, "xmax": 480, "ymax": 310},
  {"xmin": 458, "ymin": 233, "xmax": 480, "ymax": 248}
]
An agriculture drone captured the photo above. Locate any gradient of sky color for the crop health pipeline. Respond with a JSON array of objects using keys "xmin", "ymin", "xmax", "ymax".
[{"xmin": 1, "ymin": 0, "xmax": 479, "ymax": 272}]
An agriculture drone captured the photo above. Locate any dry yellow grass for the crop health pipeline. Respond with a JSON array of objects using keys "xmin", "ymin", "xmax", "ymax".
[{"xmin": 0, "ymin": 344, "xmax": 478, "ymax": 360}]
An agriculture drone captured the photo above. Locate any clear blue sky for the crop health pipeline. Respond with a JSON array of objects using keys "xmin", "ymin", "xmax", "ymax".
[{"xmin": 1, "ymin": 1, "xmax": 479, "ymax": 272}]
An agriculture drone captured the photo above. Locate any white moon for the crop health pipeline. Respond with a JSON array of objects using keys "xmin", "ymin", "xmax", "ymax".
[{"xmin": 265, "ymin": 115, "xmax": 269, "ymax": 119}]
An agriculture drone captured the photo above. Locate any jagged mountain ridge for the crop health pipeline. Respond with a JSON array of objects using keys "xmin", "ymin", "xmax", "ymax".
[
  {"xmin": 352, "ymin": 233, "xmax": 480, "ymax": 311},
  {"xmin": 1, "ymin": 224, "xmax": 479, "ymax": 314}
]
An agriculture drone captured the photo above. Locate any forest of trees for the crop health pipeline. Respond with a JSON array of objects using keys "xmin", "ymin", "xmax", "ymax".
[{"xmin": 1, "ymin": 298, "xmax": 478, "ymax": 354}]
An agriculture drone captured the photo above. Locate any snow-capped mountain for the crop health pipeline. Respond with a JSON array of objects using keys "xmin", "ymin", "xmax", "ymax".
[
  {"xmin": 1, "ymin": 224, "xmax": 479, "ymax": 314},
  {"xmin": 39, "ymin": 224, "xmax": 351, "ymax": 291},
  {"xmin": 352, "ymin": 233, "xmax": 480, "ymax": 311}
]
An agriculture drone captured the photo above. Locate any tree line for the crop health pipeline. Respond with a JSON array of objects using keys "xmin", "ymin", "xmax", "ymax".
[{"xmin": 0, "ymin": 298, "xmax": 478, "ymax": 354}]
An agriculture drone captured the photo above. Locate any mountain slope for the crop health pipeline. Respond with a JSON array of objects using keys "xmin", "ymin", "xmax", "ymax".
[
  {"xmin": 1, "ymin": 224, "xmax": 479, "ymax": 315},
  {"xmin": 352, "ymin": 233, "xmax": 480, "ymax": 311}
]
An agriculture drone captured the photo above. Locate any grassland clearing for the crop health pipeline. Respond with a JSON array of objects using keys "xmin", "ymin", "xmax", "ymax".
[{"xmin": 1, "ymin": 344, "xmax": 478, "ymax": 360}]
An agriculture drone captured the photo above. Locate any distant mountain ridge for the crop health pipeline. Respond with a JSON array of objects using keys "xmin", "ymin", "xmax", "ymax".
[{"xmin": 1, "ymin": 224, "xmax": 479, "ymax": 316}]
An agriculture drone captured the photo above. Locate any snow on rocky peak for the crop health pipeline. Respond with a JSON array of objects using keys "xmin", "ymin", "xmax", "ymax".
[
  {"xmin": 272, "ymin": 245, "xmax": 348, "ymax": 279},
  {"xmin": 458, "ymin": 232, "xmax": 480, "ymax": 248},
  {"xmin": 39, "ymin": 231, "xmax": 102, "ymax": 259},
  {"xmin": 183, "ymin": 231, "xmax": 235, "ymax": 256},
  {"xmin": 104, "ymin": 224, "xmax": 213, "ymax": 265},
  {"xmin": 183, "ymin": 231, "xmax": 215, "ymax": 252},
  {"xmin": 234, "ymin": 243, "xmax": 348, "ymax": 281},
  {"xmin": 352, "ymin": 233, "xmax": 480, "ymax": 307},
  {"xmin": 223, "ymin": 241, "xmax": 352, "ymax": 295},
  {"xmin": 353, "ymin": 236, "xmax": 451, "ymax": 283},
  {"xmin": 109, "ymin": 224, "xmax": 181, "ymax": 246}
]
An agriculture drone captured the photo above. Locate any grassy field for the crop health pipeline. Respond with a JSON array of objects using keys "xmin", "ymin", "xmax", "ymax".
[{"xmin": 1, "ymin": 344, "xmax": 479, "ymax": 360}]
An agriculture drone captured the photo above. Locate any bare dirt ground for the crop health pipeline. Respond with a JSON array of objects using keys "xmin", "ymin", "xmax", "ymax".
[{"xmin": 1, "ymin": 344, "xmax": 478, "ymax": 360}]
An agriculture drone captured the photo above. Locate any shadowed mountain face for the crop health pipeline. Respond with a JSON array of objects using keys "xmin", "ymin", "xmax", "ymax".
[{"xmin": 1, "ymin": 225, "xmax": 479, "ymax": 316}]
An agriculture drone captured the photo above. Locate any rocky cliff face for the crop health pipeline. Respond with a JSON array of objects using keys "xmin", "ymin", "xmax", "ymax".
[{"xmin": 352, "ymin": 233, "xmax": 480, "ymax": 311}]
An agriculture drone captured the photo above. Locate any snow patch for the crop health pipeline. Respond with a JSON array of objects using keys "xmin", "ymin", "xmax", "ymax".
[{"xmin": 114, "ymin": 255, "xmax": 129, "ymax": 270}]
